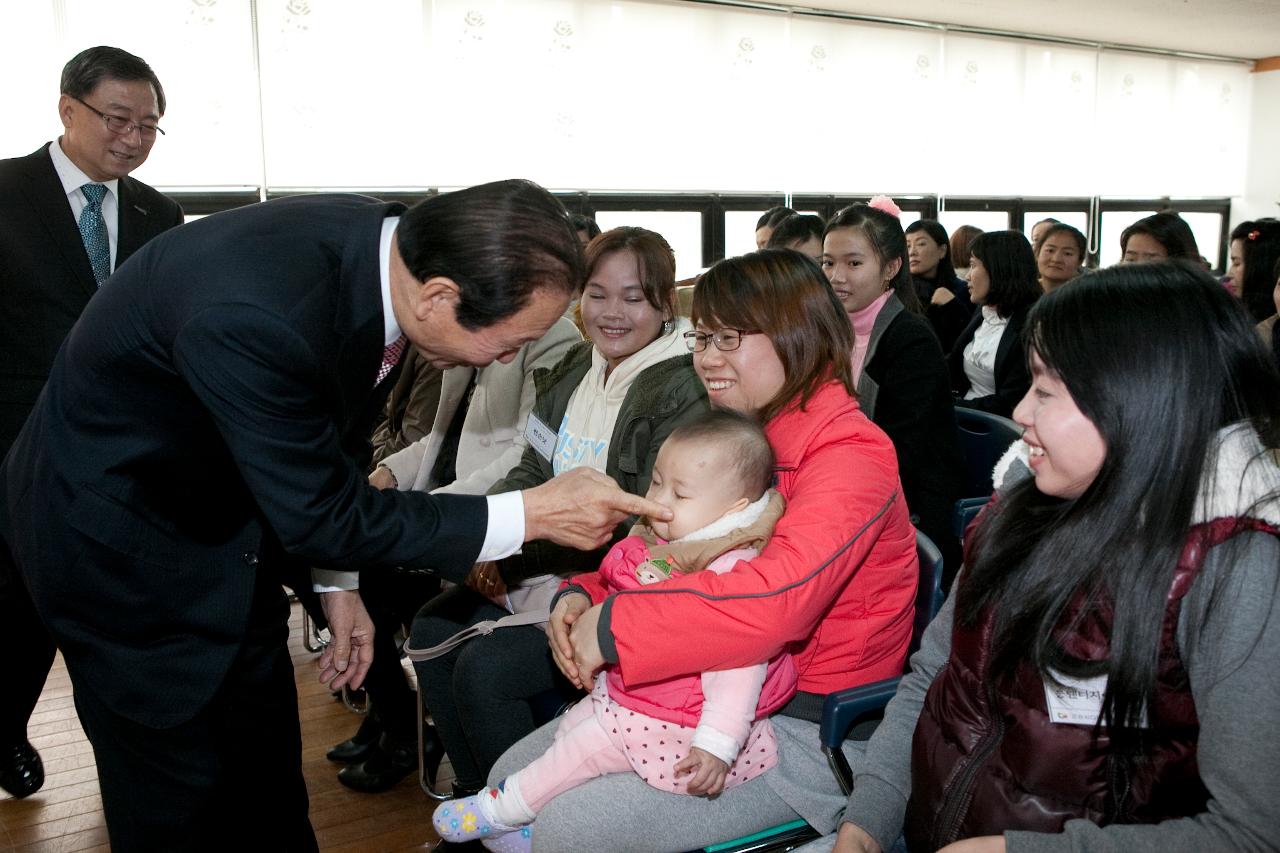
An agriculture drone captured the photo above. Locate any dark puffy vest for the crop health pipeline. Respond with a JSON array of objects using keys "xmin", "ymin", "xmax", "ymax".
[{"xmin": 905, "ymin": 516, "xmax": 1278, "ymax": 851}]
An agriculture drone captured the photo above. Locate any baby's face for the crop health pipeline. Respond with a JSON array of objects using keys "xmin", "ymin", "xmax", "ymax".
[{"xmin": 645, "ymin": 438, "xmax": 750, "ymax": 541}]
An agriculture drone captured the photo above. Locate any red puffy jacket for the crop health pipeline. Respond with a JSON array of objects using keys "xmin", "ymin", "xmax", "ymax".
[{"xmin": 575, "ymin": 381, "xmax": 919, "ymax": 696}]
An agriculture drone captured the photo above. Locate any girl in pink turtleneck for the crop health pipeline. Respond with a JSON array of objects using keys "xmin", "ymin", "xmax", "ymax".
[{"xmin": 820, "ymin": 198, "xmax": 965, "ymax": 589}]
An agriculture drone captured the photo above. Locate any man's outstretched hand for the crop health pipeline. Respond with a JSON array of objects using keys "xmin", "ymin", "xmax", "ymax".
[{"xmin": 523, "ymin": 468, "xmax": 672, "ymax": 550}]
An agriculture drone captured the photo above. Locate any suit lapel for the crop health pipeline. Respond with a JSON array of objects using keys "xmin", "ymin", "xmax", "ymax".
[
  {"xmin": 992, "ymin": 307, "xmax": 1025, "ymax": 376},
  {"xmin": 116, "ymin": 177, "xmax": 153, "ymax": 266},
  {"xmin": 20, "ymin": 147, "xmax": 98, "ymax": 298}
]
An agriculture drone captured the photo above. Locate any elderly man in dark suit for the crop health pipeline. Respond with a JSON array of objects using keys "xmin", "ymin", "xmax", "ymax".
[
  {"xmin": 0, "ymin": 45, "xmax": 183, "ymax": 800},
  {"xmin": 0, "ymin": 178, "xmax": 666, "ymax": 851}
]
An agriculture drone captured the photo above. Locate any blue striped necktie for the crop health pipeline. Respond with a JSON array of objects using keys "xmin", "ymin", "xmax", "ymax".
[{"xmin": 78, "ymin": 183, "xmax": 110, "ymax": 286}]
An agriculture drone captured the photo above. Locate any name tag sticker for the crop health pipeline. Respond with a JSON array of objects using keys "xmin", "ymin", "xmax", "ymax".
[
  {"xmin": 1043, "ymin": 670, "xmax": 1108, "ymax": 726},
  {"xmin": 525, "ymin": 413, "xmax": 557, "ymax": 462}
]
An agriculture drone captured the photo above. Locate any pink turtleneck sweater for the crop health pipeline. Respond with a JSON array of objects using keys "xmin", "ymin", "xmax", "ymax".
[{"xmin": 849, "ymin": 290, "xmax": 894, "ymax": 381}]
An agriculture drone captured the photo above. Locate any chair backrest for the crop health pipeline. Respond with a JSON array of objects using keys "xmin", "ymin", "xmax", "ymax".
[
  {"xmin": 912, "ymin": 529, "xmax": 945, "ymax": 657},
  {"xmin": 954, "ymin": 408, "xmax": 1022, "ymax": 498}
]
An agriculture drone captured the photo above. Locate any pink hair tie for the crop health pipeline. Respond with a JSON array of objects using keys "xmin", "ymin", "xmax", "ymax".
[
  {"xmin": 867, "ymin": 195, "xmax": 902, "ymax": 218},
  {"xmin": 1247, "ymin": 229, "xmax": 1261, "ymax": 241}
]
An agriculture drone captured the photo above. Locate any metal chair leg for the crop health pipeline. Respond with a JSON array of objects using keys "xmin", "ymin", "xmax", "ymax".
[
  {"xmin": 301, "ymin": 607, "xmax": 330, "ymax": 653},
  {"xmin": 418, "ymin": 678, "xmax": 452, "ymax": 800}
]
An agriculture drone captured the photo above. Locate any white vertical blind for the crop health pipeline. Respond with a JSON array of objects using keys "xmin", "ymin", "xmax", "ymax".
[{"xmin": 0, "ymin": 0, "xmax": 1252, "ymax": 198}]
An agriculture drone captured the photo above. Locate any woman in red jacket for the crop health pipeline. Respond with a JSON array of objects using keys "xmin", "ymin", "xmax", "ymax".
[{"xmin": 486, "ymin": 249, "xmax": 919, "ymax": 851}]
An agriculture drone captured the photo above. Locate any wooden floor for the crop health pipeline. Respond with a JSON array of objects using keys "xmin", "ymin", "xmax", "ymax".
[{"xmin": 0, "ymin": 603, "xmax": 448, "ymax": 852}]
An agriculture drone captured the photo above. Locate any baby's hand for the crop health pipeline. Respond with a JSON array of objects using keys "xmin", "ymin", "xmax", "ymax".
[{"xmin": 674, "ymin": 746, "xmax": 729, "ymax": 797}]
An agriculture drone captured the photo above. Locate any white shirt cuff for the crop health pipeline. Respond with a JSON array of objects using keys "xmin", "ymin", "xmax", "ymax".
[
  {"xmin": 479, "ymin": 491, "xmax": 525, "ymax": 562},
  {"xmin": 312, "ymin": 568, "xmax": 359, "ymax": 593}
]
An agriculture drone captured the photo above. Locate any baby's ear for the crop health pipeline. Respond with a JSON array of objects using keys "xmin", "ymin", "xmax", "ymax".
[{"xmin": 726, "ymin": 496, "xmax": 750, "ymax": 516}]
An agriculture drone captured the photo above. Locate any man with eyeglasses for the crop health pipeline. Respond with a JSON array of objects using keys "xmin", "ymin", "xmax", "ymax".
[{"xmin": 0, "ymin": 45, "xmax": 182, "ymax": 800}]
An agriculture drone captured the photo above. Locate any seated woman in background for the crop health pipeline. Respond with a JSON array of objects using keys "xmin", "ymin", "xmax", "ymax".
[
  {"xmin": 824, "ymin": 262, "xmax": 1280, "ymax": 853},
  {"xmin": 1036, "ymin": 222, "xmax": 1087, "ymax": 292},
  {"xmin": 756, "ymin": 205, "xmax": 797, "ymax": 249},
  {"xmin": 950, "ymin": 230, "xmax": 1041, "ymax": 418},
  {"xmin": 950, "ymin": 224, "xmax": 983, "ymax": 280},
  {"xmin": 409, "ymin": 226, "xmax": 708, "ymax": 799},
  {"xmin": 826, "ymin": 203, "xmax": 964, "ymax": 581},
  {"xmin": 1228, "ymin": 217, "xmax": 1280, "ymax": 323},
  {"xmin": 905, "ymin": 219, "xmax": 974, "ymax": 353},
  {"xmin": 765, "ymin": 213, "xmax": 825, "ymax": 262},
  {"xmin": 1029, "ymin": 216, "xmax": 1060, "ymax": 250},
  {"xmin": 490, "ymin": 250, "xmax": 919, "ymax": 852},
  {"xmin": 1119, "ymin": 211, "xmax": 1200, "ymax": 263}
]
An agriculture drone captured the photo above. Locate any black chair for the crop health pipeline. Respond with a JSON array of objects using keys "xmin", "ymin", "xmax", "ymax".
[
  {"xmin": 698, "ymin": 530, "xmax": 946, "ymax": 852},
  {"xmin": 951, "ymin": 409, "xmax": 1020, "ymax": 559},
  {"xmin": 953, "ymin": 408, "xmax": 1022, "ymax": 499},
  {"xmin": 819, "ymin": 530, "xmax": 944, "ymax": 795}
]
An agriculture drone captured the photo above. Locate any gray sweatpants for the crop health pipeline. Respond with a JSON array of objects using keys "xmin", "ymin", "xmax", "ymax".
[{"xmin": 489, "ymin": 713, "xmax": 858, "ymax": 852}]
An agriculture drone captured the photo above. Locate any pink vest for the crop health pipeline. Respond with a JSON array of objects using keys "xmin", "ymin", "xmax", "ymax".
[{"xmin": 599, "ymin": 535, "xmax": 799, "ymax": 729}]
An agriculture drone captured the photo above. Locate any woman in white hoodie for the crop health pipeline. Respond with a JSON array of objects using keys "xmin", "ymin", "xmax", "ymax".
[{"xmin": 410, "ymin": 226, "xmax": 710, "ymax": 798}]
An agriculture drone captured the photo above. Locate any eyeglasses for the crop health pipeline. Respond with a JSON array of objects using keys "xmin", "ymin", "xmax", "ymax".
[
  {"xmin": 682, "ymin": 329, "xmax": 763, "ymax": 353},
  {"xmin": 72, "ymin": 96, "xmax": 165, "ymax": 139}
]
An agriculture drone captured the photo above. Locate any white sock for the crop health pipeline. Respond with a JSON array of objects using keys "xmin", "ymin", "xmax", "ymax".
[{"xmin": 486, "ymin": 773, "xmax": 537, "ymax": 827}]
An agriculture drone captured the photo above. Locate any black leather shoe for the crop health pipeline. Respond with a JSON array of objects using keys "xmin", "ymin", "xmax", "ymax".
[
  {"xmin": 0, "ymin": 741, "xmax": 44, "ymax": 799},
  {"xmin": 326, "ymin": 713, "xmax": 383, "ymax": 764},
  {"xmin": 337, "ymin": 733, "xmax": 421, "ymax": 793}
]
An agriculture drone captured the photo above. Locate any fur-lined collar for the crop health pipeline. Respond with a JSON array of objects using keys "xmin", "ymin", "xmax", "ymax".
[
  {"xmin": 991, "ymin": 423, "xmax": 1280, "ymax": 526},
  {"xmin": 677, "ymin": 489, "xmax": 776, "ymax": 543}
]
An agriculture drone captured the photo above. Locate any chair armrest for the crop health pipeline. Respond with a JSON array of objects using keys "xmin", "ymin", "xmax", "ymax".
[{"xmin": 819, "ymin": 677, "xmax": 902, "ymax": 749}]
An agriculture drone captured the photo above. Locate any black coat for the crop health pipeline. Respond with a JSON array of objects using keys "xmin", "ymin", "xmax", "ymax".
[
  {"xmin": 0, "ymin": 144, "xmax": 184, "ymax": 457},
  {"xmin": 912, "ymin": 273, "xmax": 974, "ymax": 355},
  {"xmin": 0, "ymin": 195, "xmax": 487, "ymax": 727},
  {"xmin": 948, "ymin": 304, "xmax": 1033, "ymax": 418},
  {"xmin": 859, "ymin": 295, "xmax": 964, "ymax": 566}
]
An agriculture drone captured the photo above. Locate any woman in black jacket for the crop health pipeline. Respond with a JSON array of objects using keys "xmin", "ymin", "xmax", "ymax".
[
  {"xmin": 949, "ymin": 230, "xmax": 1041, "ymax": 418},
  {"xmin": 905, "ymin": 219, "xmax": 974, "ymax": 353},
  {"xmin": 823, "ymin": 203, "xmax": 964, "ymax": 580}
]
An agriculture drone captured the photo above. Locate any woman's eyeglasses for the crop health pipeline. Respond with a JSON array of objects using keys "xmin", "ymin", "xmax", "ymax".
[{"xmin": 682, "ymin": 329, "xmax": 763, "ymax": 353}]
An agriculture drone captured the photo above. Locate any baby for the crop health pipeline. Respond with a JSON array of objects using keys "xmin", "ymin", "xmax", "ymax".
[{"xmin": 432, "ymin": 409, "xmax": 793, "ymax": 852}]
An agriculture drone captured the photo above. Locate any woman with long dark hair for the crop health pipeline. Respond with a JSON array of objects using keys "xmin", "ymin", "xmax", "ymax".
[
  {"xmin": 825, "ymin": 262, "xmax": 1280, "ymax": 853},
  {"xmin": 949, "ymin": 230, "xmax": 1041, "ymax": 417},
  {"xmin": 905, "ymin": 219, "xmax": 974, "ymax": 352}
]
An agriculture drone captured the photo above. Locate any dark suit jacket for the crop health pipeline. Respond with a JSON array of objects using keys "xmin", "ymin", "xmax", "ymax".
[
  {"xmin": 0, "ymin": 194, "xmax": 488, "ymax": 727},
  {"xmin": 948, "ymin": 303, "xmax": 1033, "ymax": 418},
  {"xmin": 0, "ymin": 144, "xmax": 185, "ymax": 459}
]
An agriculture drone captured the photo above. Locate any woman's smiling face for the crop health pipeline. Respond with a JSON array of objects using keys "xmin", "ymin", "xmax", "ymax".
[
  {"xmin": 579, "ymin": 249, "xmax": 667, "ymax": 373},
  {"xmin": 1013, "ymin": 350, "xmax": 1107, "ymax": 499}
]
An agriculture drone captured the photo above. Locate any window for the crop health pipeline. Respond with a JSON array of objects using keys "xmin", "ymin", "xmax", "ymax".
[{"xmin": 592, "ymin": 210, "xmax": 705, "ymax": 281}]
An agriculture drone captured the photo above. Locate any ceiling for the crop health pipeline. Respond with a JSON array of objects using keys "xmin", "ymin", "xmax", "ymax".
[{"xmin": 727, "ymin": 0, "xmax": 1280, "ymax": 61}]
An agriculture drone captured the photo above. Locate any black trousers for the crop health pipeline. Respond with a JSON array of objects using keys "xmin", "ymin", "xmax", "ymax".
[
  {"xmin": 410, "ymin": 586, "xmax": 576, "ymax": 790},
  {"xmin": 0, "ymin": 532, "xmax": 56, "ymax": 748},
  {"xmin": 357, "ymin": 569, "xmax": 440, "ymax": 743},
  {"xmin": 71, "ymin": 573, "xmax": 317, "ymax": 853}
]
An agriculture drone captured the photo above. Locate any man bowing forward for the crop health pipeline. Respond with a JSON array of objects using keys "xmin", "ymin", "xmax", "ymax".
[{"xmin": 0, "ymin": 179, "xmax": 665, "ymax": 851}]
